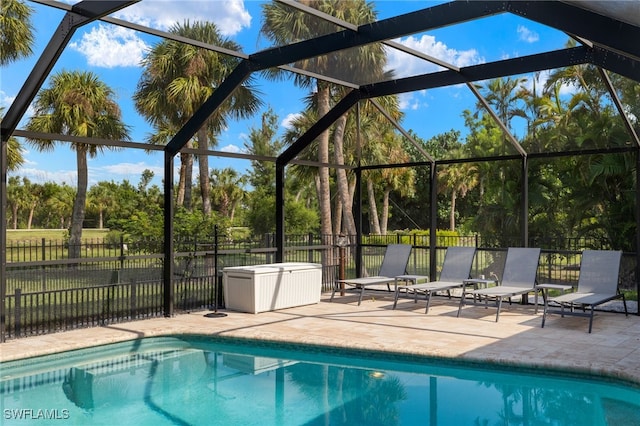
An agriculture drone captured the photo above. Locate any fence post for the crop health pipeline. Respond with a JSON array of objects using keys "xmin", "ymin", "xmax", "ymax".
[
  {"xmin": 308, "ymin": 233, "xmax": 314, "ymax": 263},
  {"xmin": 130, "ymin": 280, "xmax": 137, "ymax": 320},
  {"xmin": 14, "ymin": 288, "xmax": 22, "ymax": 338},
  {"xmin": 119, "ymin": 235, "xmax": 125, "ymax": 270},
  {"xmin": 41, "ymin": 238, "xmax": 46, "ymax": 292}
]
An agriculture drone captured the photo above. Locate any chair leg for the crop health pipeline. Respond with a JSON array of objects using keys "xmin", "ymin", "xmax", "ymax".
[
  {"xmin": 330, "ymin": 286, "xmax": 336, "ymax": 302},
  {"xmin": 622, "ymin": 294, "xmax": 629, "ymax": 317},
  {"xmin": 392, "ymin": 287, "xmax": 400, "ymax": 309},
  {"xmin": 541, "ymin": 298, "xmax": 548, "ymax": 328},
  {"xmin": 457, "ymin": 291, "xmax": 466, "ymax": 317},
  {"xmin": 495, "ymin": 298, "xmax": 503, "ymax": 322},
  {"xmin": 588, "ymin": 305, "xmax": 595, "ymax": 333},
  {"xmin": 357, "ymin": 286, "xmax": 364, "ymax": 306},
  {"xmin": 425, "ymin": 291, "xmax": 432, "ymax": 314}
]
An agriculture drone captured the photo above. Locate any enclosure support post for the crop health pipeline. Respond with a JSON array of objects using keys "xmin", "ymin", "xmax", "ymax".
[
  {"xmin": 163, "ymin": 151, "xmax": 174, "ymax": 317},
  {"xmin": 429, "ymin": 163, "xmax": 438, "ymax": 280},
  {"xmin": 636, "ymin": 150, "xmax": 640, "ymax": 315},
  {"xmin": 275, "ymin": 163, "xmax": 285, "ymax": 263},
  {"xmin": 0, "ymin": 138, "xmax": 6, "ymax": 342},
  {"xmin": 521, "ymin": 156, "xmax": 529, "ymax": 247}
]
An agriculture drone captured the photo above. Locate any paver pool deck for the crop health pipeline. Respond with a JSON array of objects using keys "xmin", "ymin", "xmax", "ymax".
[{"xmin": 2, "ymin": 293, "xmax": 640, "ymax": 384}]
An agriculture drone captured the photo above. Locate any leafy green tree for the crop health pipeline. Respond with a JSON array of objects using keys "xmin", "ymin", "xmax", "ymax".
[
  {"xmin": 25, "ymin": 71, "xmax": 130, "ymax": 257},
  {"xmin": 244, "ymin": 109, "xmax": 318, "ymax": 235}
]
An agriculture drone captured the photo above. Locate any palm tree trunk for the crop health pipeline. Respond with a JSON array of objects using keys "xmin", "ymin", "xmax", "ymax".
[
  {"xmin": 381, "ymin": 188, "xmax": 391, "ymax": 235},
  {"xmin": 317, "ymin": 83, "xmax": 333, "ymax": 239},
  {"xmin": 197, "ymin": 128, "xmax": 212, "ymax": 216},
  {"xmin": 177, "ymin": 153, "xmax": 188, "ymax": 206},
  {"xmin": 450, "ymin": 191, "xmax": 457, "ymax": 231},
  {"xmin": 333, "ymin": 114, "xmax": 356, "ymax": 236},
  {"xmin": 367, "ymin": 178, "xmax": 381, "ymax": 234},
  {"xmin": 27, "ymin": 203, "xmax": 35, "ymax": 229},
  {"xmin": 184, "ymin": 143, "xmax": 194, "ymax": 210},
  {"xmin": 11, "ymin": 204, "xmax": 18, "ymax": 229},
  {"xmin": 334, "ymin": 197, "xmax": 342, "ymax": 235},
  {"xmin": 69, "ymin": 148, "xmax": 88, "ymax": 259}
]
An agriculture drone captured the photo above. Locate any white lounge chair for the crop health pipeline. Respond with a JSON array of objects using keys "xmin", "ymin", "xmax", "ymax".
[
  {"xmin": 541, "ymin": 250, "xmax": 628, "ymax": 333},
  {"xmin": 330, "ymin": 244, "xmax": 412, "ymax": 305},
  {"xmin": 457, "ymin": 247, "xmax": 541, "ymax": 322},
  {"xmin": 393, "ymin": 246, "xmax": 476, "ymax": 313}
]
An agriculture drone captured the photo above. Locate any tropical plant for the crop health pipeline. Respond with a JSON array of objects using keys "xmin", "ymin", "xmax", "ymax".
[
  {"xmin": 0, "ymin": 0, "xmax": 34, "ymax": 65},
  {"xmin": 260, "ymin": 0, "xmax": 386, "ymax": 239},
  {"xmin": 25, "ymin": 70, "xmax": 130, "ymax": 258},
  {"xmin": 134, "ymin": 20, "xmax": 261, "ymax": 216}
]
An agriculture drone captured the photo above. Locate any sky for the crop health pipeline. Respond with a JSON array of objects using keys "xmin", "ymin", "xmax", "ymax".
[{"xmin": 1, "ymin": 0, "xmax": 574, "ymax": 188}]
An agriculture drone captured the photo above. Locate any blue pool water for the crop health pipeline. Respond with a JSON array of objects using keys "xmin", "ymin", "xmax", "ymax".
[{"xmin": 1, "ymin": 336, "xmax": 639, "ymax": 426}]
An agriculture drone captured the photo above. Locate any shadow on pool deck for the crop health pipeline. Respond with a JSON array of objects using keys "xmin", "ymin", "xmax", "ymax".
[{"xmin": 2, "ymin": 293, "xmax": 640, "ymax": 384}]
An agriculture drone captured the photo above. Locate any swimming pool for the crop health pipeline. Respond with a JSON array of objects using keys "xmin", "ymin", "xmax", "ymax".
[{"xmin": 2, "ymin": 336, "xmax": 639, "ymax": 425}]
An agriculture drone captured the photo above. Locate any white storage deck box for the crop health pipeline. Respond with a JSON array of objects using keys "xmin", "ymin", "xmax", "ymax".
[{"xmin": 223, "ymin": 262, "xmax": 322, "ymax": 313}]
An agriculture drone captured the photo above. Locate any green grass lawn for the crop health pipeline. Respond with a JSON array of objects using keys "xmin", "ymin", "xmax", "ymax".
[{"xmin": 6, "ymin": 229, "xmax": 110, "ymax": 242}]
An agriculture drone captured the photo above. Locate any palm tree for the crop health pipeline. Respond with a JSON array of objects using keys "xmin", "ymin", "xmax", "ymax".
[
  {"xmin": 261, "ymin": 0, "xmax": 386, "ymax": 239},
  {"xmin": 210, "ymin": 167, "xmax": 245, "ymax": 222},
  {"xmin": 0, "ymin": 0, "xmax": 34, "ymax": 65},
  {"xmin": 26, "ymin": 71, "xmax": 130, "ymax": 258},
  {"xmin": 135, "ymin": 21, "xmax": 261, "ymax": 216},
  {"xmin": 88, "ymin": 181, "xmax": 117, "ymax": 229},
  {"xmin": 438, "ymin": 157, "xmax": 478, "ymax": 231}
]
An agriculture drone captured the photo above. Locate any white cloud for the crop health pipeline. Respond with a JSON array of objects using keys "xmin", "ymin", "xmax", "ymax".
[
  {"xmin": 113, "ymin": 0, "xmax": 251, "ymax": 36},
  {"xmin": 517, "ymin": 25, "xmax": 539, "ymax": 43},
  {"xmin": 10, "ymin": 168, "xmax": 77, "ymax": 186},
  {"xmin": 220, "ymin": 144, "xmax": 242, "ymax": 153},
  {"xmin": 99, "ymin": 162, "xmax": 163, "ymax": 177},
  {"xmin": 397, "ymin": 93, "xmax": 422, "ymax": 111},
  {"xmin": 385, "ymin": 35, "xmax": 482, "ymax": 111},
  {"xmin": 386, "ymin": 35, "xmax": 484, "ymax": 79},
  {"xmin": 70, "ymin": 24, "xmax": 148, "ymax": 68},
  {"xmin": 523, "ymin": 70, "xmax": 578, "ymax": 97},
  {"xmin": 0, "ymin": 90, "xmax": 15, "ymax": 110},
  {"xmin": 281, "ymin": 113, "xmax": 301, "ymax": 129}
]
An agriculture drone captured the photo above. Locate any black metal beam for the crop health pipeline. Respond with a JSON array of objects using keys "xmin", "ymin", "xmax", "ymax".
[
  {"xmin": 165, "ymin": 60, "xmax": 254, "ymax": 155},
  {"xmin": 277, "ymin": 90, "xmax": 362, "ymax": 166},
  {"xmin": 0, "ymin": 0, "xmax": 138, "ymax": 140},
  {"xmin": 250, "ymin": 1, "xmax": 506, "ymax": 70},
  {"xmin": 507, "ymin": 1, "xmax": 640, "ymax": 61},
  {"xmin": 361, "ymin": 46, "xmax": 592, "ymax": 98},
  {"xmin": 591, "ymin": 46, "xmax": 640, "ymax": 84}
]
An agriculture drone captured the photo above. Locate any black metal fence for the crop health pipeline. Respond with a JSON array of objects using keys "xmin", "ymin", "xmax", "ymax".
[{"xmin": 3, "ymin": 233, "xmax": 637, "ymax": 340}]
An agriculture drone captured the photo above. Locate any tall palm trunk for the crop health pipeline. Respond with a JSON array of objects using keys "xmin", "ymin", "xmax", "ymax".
[
  {"xmin": 450, "ymin": 191, "xmax": 458, "ymax": 231},
  {"xmin": 197, "ymin": 127, "xmax": 212, "ymax": 216},
  {"xmin": 333, "ymin": 114, "xmax": 356, "ymax": 236},
  {"xmin": 317, "ymin": 83, "xmax": 332, "ymax": 239},
  {"xmin": 381, "ymin": 187, "xmax": 391, "ymax": 235},
  {"xmin": 69, "ymin": 148, "xmax": 88, "ymax": 259},
  {"xmin": 367, "ymin": 178, "xmax": 381, "ymax": 234}
]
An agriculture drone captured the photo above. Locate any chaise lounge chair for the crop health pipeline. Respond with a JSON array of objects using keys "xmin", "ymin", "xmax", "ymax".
[
  {"xmin": 457, "ymin": 247, "xmax": 541, "ymax": 322},
  {"xmin": 330, "ymin": 243, "xmax": 412, "ymax": 305},
  {"xmin": 541, "ymin": 250, "xmax": 628, "ymax": 333},
  {"xmin": 393, "ymin": 246, "xmax": 476, "ymax": 313}
]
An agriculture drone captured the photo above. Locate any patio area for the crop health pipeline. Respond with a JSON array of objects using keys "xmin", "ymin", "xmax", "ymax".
[{"xmin": 2, "ymin": 291, "xmax": 640, "ymax": 385}]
